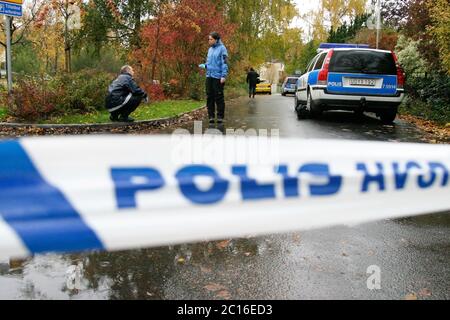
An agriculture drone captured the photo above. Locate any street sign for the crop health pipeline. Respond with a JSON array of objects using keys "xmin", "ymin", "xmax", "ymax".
[
  {"xmin": 0, "ymin": 1, "xmax": 23, "ymax": 93},
  {"xmin": 0, "ymin": 1, "xmax": 22, "ymax": 17}
]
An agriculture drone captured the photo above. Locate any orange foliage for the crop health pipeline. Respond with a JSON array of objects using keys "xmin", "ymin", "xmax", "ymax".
[{"xmin": 133, "ymin": 0, "xmax": 235, "ymax": 95}]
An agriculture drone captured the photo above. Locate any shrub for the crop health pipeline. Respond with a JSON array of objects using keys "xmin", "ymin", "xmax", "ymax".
[
  {"xmin": 7, "ymin": 76, "xmax": 61, "ymax": 121},
  {"xmin": 6, "ymin": 70, "xmax": 113, "ymax": 121},
  {"xmin": 186, "ymin": 73, "xmax": 205, "ymax": 101},
  {"xmin": 162, "ymin": 79, "xmax": 183, "ymax": 99},
  {"xmin": 143, "ymin": 83, "xmax": 166, "ymax": 101},
  {"xmin": 402, "ymin": 73, "xmax": 450, "ymax": 124},
  {"xmin": 52, "ymin": 70, "xmax": 113, "ymax": 113}
]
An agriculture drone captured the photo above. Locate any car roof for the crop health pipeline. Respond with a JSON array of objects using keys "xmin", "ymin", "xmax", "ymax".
[{"xmin": 319, "ymin": 48, "xmax": 392, "ymax": 54}]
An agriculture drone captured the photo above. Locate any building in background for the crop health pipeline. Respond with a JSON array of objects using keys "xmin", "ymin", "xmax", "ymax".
[{"xmin": 259, "ymin": 61, "xmax": 285, "ymax": 93}]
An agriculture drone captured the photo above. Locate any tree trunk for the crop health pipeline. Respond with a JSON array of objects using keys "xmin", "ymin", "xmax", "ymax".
[{"xmin": 151, "ymin": 17, "xmax": 161, "ymax": 81}]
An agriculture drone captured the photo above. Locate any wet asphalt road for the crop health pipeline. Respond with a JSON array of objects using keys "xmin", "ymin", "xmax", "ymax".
[{"xmin": 0, "ymin": 94, "xmax": 449, "ymax": 300}]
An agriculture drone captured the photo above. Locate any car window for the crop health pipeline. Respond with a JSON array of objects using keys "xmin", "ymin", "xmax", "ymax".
[
  {"xmin": 329, "ymin": 50, "xmax": 397, "ymax": 75},
  {"xmin": 306, "ymin": 55, "xmax": 319, "ymax": 73},
  {"xmin": 314, "ymin": 52, "xmax": 327, "ymax": 70},
  {"xmin": 286, "ymin": 78, "xmax": 298, "ymax": 84}
]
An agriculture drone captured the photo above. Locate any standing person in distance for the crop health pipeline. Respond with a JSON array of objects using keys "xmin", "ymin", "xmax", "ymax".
[
  {"xmin": 246, "ymin": 67, "xmax": 259, "ymax": 99},
  {"xmin": 199, "ymin": 32, "xmax": 229, "ymax": 124}
]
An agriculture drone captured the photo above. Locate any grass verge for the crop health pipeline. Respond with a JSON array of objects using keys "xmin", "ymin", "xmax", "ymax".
[{"xmin": 0, "ymin": 100, "xmax": 204, "ymax": 124}]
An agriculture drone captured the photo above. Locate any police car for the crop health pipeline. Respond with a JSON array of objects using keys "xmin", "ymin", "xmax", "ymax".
[
  {"xmin": 294, "ymin": 43, "xmax": 405, "ymax": 123},
  {"xmin": 281, "ymin": 76, "xmax": 299, "ymax": 96}
]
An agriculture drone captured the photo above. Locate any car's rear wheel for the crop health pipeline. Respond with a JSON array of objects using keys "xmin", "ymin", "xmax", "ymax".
[
  {"xmin": 354, "ymin": 108, "xmax": 364, "ymax": 118},
  {"xmin": 307, "ymin": 91, "xmax": 322, "ymax": 118},
  {"xmin": 379, "ymin": 108, "xmax": 398, "ymax": 124}
]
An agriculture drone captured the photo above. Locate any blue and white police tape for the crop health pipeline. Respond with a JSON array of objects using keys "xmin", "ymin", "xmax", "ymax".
[{"xmin": 0, "ymin": 135, "xmax": 449, "ymax": 258}]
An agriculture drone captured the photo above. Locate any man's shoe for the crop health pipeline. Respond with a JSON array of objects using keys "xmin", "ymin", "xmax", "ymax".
[
  {"xmin": 217, "ymin": 118, "xmax": 224, "ymax": 124},
  {"xmin": 209, "ymin": 118, "xmax": 215, "ymax": 124},
  {"xmin": 119, "ymin": 116, "xmax": 135, "ymax": 123}
]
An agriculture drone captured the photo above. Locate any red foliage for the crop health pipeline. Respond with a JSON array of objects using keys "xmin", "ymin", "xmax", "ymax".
[
  {"xmin": 142, "ymin": 83, "xmax": 166, "ymax": 101},
  {"xmin": 133, "ymin": 0, "xmax": 235, "ymax": 95},
  {"xmin": 7, "ymin": 79, "xmax": 61, "ymax": 121}
]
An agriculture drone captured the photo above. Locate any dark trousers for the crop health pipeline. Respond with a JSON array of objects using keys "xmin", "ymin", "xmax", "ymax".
[
  {"xmin": 111, "ymin": 95, "xmax": 143, "ymax": 119},
  {"xmin": 206, "ymin": 77, "xmax": 225, "ymax": 120},
  {"xmin": 249, "ymin": 83, "xmax": 257, "ymax": 97}
]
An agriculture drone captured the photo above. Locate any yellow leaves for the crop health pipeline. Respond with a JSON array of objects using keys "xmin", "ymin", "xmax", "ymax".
[
  {"xmin": 427, "ymin": 0, "xmax": 450, "ymax": 74},
  {"xmin": 404, "ymin": 293, "xmax": 418, "ymax": 300},
  {"xmin": 308, "ymin": 0, "xmax": 367, "ymax": 39}
]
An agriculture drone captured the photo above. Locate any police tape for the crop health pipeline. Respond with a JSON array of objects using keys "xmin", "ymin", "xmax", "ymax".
[{"xmin": 0, "ymin": 135, "xmax": 449, "ymax": 259}]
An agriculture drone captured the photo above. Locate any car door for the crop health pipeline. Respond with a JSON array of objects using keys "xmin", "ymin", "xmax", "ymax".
[{"xmin": 297, "ymin": 54, "xmax": 320, "ymax": 103}]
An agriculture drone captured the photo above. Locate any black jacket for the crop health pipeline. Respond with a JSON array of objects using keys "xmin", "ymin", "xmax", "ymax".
[
  {"xmin": 246, "ymin": 70, "xmax": 260, "ymax": 86},
  {"xmin": 105, "ymin": 73, "xmax": 147, "ymax": 110}
]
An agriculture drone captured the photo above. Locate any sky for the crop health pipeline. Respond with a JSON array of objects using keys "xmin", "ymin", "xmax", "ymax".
[{"xmin": 291, "ymin": 0, "xmax": 321, "ymax": 40}]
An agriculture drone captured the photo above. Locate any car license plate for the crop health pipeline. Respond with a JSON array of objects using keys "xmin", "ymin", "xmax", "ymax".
[{"xmin": 349, "ymin": 78, "xmax": 376, "ymax": 86}]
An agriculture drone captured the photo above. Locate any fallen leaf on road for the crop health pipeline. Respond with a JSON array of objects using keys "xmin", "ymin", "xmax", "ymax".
[
  {"xmin": 216, "ymin": 240, "xmax": 231, "ymax": 249},
  {"xmin": 177, "ymin": 257, "xmax": 185, "ymax": 264},
  {"xmin": 204, "ymin": 283, "xmax": 226, "ymax": 292},
  {"xmin": 418, "ymin": 288, "xmax": 432, "ymax": 297},
  {"xmin": 404, "ymin": 293, "xmax": 418, "ymax": 300},
  {"xmin": 244, "ymin": 252, "xmax": 251, "ymax": 257},
  {"xmin": 200, "ymin": 266, "xmax": 212, "ymax": 274},
  {"xmin": 216, "ymin": 290, "xmax": 232, "ymax": 300}
]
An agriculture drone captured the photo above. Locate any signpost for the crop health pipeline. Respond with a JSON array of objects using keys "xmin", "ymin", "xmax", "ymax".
[
  {"xmin": 375, "ymin": 0, "xmax": 381, "ymax": 50},
  {"xmin": 1, "ymin": 0, "xmax": 23, "ymax": 94}
]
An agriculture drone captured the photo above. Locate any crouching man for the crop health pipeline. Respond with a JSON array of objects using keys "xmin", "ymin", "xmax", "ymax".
[{"xmin": 105, "ymin": 65, "xmax": 148, "ymax": 122}]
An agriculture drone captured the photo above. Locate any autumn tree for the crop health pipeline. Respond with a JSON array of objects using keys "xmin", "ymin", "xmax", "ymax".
[
  {"xmin": 135, "ymin": 0, "xmax": 235, "ymax": 94},
  {"xmin": 321, "ymin": 0, "xmax": 367, "ymax": 29},
  {"xmin": 0, "ymin": 0, "xmax": 46, "ymax": 50},
  {"xmin": 218, "ymin": 0, "xmax": 297, "ymax": 66},
  {"xmin": 80, "ymin": 0, "xmax": 156, "ymax": 52},
  {"xmin": 427, "ymin": 0, "xmax": 450, "ymax": 74},
  {"xmin": 327, "ymin": 13, "xmax": 369, "ymax": 43},
  {"xmin": 375, "ymin": 0, "xmax": 412, "ymax": 29},
  {"xmin": 402, "ymin": 0, "xmax": 440, "ymax": 70}
]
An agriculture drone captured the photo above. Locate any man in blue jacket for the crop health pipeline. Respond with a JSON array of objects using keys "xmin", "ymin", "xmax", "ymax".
[
  {"xmin": 105, "ymin": 65, "xmax": 148, "ymax": 122},
  {"xmin": 199, "ymin": 32, "xmax": 229, "ymax": 124}
]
